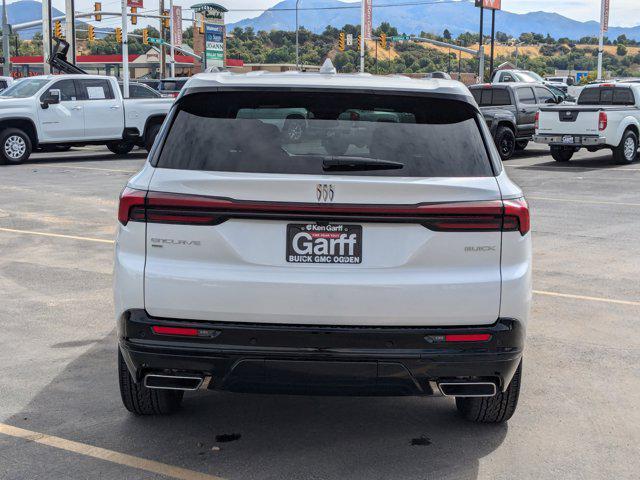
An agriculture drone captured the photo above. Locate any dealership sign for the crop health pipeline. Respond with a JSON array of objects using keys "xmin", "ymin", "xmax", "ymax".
[
  {"xmin": 475, "ymin": 0, "xmax": 501, "ymax": 10},
  {"xmin": 172, "ymin": 6, "xmax": 182, "ymax": 47},
  {"xmin": 205, "ymin": 24, "xmax": 224, "ymax": 67}
]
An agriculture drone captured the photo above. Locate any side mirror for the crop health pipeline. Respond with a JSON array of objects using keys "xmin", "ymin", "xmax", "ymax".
[{"xmin": 41, "ymin": 89, "xmax": 61, "ymax": 109}]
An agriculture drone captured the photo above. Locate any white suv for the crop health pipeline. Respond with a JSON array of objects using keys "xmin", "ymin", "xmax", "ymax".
[{"xmin": 115, "ymin": 69, "xmax": 531, "ymax": 423}]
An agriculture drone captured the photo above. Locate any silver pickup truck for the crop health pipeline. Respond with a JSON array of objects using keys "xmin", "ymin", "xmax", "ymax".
[{"xmin": 534, "ymin": 83, "xmax": 640, "ymax": 164}]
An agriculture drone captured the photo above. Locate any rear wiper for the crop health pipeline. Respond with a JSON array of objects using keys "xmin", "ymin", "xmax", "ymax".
[{"xmin": 322, "ymin": 156, "xmax": 404, "ymax": 171}]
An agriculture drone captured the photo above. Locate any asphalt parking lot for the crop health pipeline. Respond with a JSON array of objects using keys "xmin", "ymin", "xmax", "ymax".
[{"xmin": 0, "ymin": 144, "xmax": 638, "ymax": 480}]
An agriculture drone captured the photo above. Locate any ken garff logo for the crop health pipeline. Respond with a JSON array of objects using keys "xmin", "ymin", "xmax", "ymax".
[{"xmin": 316, "ymin": 184, "xmax": 335, "ymax": 202}]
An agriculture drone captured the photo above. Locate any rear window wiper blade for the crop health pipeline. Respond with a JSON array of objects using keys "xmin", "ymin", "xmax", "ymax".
[{"xmin": 322, "ymin": 156, "xmax": 404, "ymax": 171}]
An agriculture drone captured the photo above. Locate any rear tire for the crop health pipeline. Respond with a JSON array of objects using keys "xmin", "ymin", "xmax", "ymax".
[
  {"xmin": 118, "ymin": 349, "xmax": 183, "ymax": 415},
  {"xmin": 612, "ymin": 129, "xmax": 638, "ymax": 164},
  {"xmin": 145, "ymin": 123, "xmax": 161, "ymax": 151},
  {"xmin": 550, "ymin": 146, "xmax": 574, "ymax": 162},
  {"xmin": 455, "ymin": 360, "xmax": 522, "ymax": 423},
  {"xmin": 495, "ymin": 126, "xmax": 516, "ymax": 160},
  {"xmin": 0, "ymin": 128, "xmax": 32, "ymax": 165},
  {"xmin": 107, "ymin": 141, "xmax": 135, "ymax": 155}
]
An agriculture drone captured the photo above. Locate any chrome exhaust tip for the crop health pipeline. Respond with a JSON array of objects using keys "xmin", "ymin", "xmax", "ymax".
[
  {"xmin": 143, "ymin": 374, "xmax": 205, "ymax": 391},
  {"xmin": 438, "ymin": 381, "xmax": 497, "ymax": 397}
]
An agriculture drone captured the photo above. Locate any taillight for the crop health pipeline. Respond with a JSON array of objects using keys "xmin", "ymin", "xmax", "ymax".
[
  {"xmin": 118, "ymin": 187, "xmax": 146, "ymax": 225},
  {"xmin": 127, "ymin": 192, "xmax": 529, "ymax": 235},
  {"xmin": 534, "ymin": 111, "xmax": 539, "ymax": 130},
  {"xmin": 502, "ymin": 197, "xmax": 530, "ymax": 235},
  {"xmin": 598, "ymin": 111, "xmax": 607, "ymax": 131}
]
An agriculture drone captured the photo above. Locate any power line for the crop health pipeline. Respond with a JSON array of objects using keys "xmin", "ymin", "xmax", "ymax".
[{"xmin": 195, "ymin": 0, "xmax": 461, "ymax": 13}]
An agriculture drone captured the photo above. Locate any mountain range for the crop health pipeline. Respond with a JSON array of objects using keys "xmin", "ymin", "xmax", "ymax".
[{"xmin": 229, "ymin": 0, "xmax": 640, "ymax": 41}]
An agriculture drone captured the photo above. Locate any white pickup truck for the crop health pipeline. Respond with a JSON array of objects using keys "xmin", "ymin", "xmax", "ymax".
[
  {"xmin": 0, "ymin": 74, "xmax": 173, "ymax": 164},
  {"xmin": 534, "ymin": 83, "xmax": 640, "ymax": 164}
]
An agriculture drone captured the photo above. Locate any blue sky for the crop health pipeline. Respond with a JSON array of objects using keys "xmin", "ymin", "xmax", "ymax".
[{"xmin": 36, "ymin": 0, "xmax": 640, "ymax": 30}]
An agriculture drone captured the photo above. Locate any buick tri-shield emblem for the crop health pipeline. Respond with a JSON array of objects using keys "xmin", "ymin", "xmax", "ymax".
[{"xmin": 316, "ymin": 184, "xmax": 335, "ymax": 202}]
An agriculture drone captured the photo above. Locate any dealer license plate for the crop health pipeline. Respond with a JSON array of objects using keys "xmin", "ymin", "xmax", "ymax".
[{"xmin": 286, "ymin": 224, "xmax": 362, "ymax": 264}]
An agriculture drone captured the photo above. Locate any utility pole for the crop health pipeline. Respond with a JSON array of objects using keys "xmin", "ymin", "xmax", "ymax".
[
  {"xmin": 2, "ymin": 0, "xmax": 10, "ymax": 76},
  {"xmin": 169, "ymin": 0, "xmax": 175, "ymax": 77},
  {"xmin": 295, "ymin": 0, "xmax": 300, "ymax": 70},
  {"xmin": 64, "ymin": 0, "xmax": 75, "ymax": 64},
  {"xmin": 597, "ymin": 0, "xmax": 608, "ymax": 81},
  {"xmin": 489, "ymin": 8, "xmax": 495, "ymax": 77},
  {"xmin": 42, "ymin": 0, "xmax": 52, "ymax": 74},
  {"xmin": 478, "ymin": 5, "xmax": 484, "ymax": 82},
  {"xmin": 120, "ymin": 0, "xmax": 129, "ymax": 97},
  {"xmin": 160, "ymin": 0, "xmax": 166, "ymax": 78},
  {"xmin": 359, "ymin": 0, "xmax": 365, "ymax": 72}
]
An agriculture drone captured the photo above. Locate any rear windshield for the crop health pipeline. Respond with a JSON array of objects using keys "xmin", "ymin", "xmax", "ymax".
[
  {"xmin": 155, "ymin": 91, "xmax": 493, "ymax": 177},
  {"xmin": 578, "ymin": 87, "xmax": 636, "ymax": 105},
  {"xmin": 470, "ymin": 87, "xmax": 511, "ymax": 106}
]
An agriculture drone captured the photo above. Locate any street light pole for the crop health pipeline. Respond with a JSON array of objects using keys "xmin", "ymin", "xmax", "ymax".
[
  {"xmin": 169, "ymin": 0, "xmax": 175, "ymax": 77},
  {"xmin": 359, "ymin": 0, "xmax": 365, "ymax": 72},
  {"xmin": 2, "ymin": 0, "xmax": 10, "ymax": 76},
  {"xmin": 295, "ymin": 0, "xmax": 300, "ymax": 70},
  {"xmin": 120, "ymin": 0, "xmax": 129, "ymax": 97}
]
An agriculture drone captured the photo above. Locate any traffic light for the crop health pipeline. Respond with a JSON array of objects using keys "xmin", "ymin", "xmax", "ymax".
[
  {"xmin": 115, "ymin": 27, "xmax": 122, "ymax": 43},
  {"xmin": 198, "ymin": 19, "xmax": 204, "ymax": 34},
  {"xmin": 130, "ymin": 7, "xmax": 137, "ymax": 25},
  {"xmin": 338, "ymin": 32, "xmax": 345, "ymax": 52},
  {"xmin": 357, "ymin": 34, "xmax": 362, "ymax": 51},
  {"xmin": 142, "ymin": 28, "xmax": 148, "ymax": 45},
  {"xmin": 162, "ymin": 11, "xmax": 170, "ymax": 29},
  {"xmin": 54, "ymin": 20, "xmax": 63, "ymax": 39},
  {"xmin": 88, "ymin": 25, "xmax": 95, "ymax": 43},
  {"xmin": 94, "ymin": 2, "xmax": 102, "ymax": 22},
  {"xmin": 379, "ymin": 33, "xmax": 387, "ymax": 50}
]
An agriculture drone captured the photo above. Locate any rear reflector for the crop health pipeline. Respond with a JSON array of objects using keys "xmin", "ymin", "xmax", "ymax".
[
  {"xmin": 151, "ymin": 326, "xmax": 199, "ymax": 336},
  {"xmin": 445, "ymin": 333, "xmax": 491, "ymax": 342},
  {"xmin": 120, "ymin": 191, "xmax": 530, "ymax": 236}
]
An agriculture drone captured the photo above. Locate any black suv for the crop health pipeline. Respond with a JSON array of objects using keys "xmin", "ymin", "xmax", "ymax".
[{"xmin": 469, "ymin": 83, "xmax": 563, "ymax": 159}]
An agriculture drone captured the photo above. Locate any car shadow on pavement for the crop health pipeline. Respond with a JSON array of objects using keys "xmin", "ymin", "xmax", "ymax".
[
  {"xmin": 22, "ymin": 150, "xmax": 148, "ymax": 166},
  {"xmin": 514, "ymin": 154, "xmax": 635, "ymax": 171},
  {"xmin": 7, "ymin": 334, "xmax": 508, "ymax": 480}
]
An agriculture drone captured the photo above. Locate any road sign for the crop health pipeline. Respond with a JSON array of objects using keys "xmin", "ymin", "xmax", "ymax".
[
  {"xmin": 346, "ymin": 33, "xmax": 353, "ymax": 46},
  {"xmin": 390, "ymin": 35, "xmax": 411, "ymax": 41},
  {"xmin": 127, "ymin": 0, "xmax": 143, "ymax": 7},
  {"xmin": 147, "ymin": 37, "xmax": 163, "ymax": 45}
]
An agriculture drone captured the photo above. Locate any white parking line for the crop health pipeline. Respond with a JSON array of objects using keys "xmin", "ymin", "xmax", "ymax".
[
  {"xmin": 0, "ymin": 227, "xmax": 114, "ymax": 244},
  {"xmin": 534, "ymin": 290, "xmax": 640, "ymax": 307},
  {"xmin": 0, "ymin": 423, "xmax": 225, "ymax": 480}
]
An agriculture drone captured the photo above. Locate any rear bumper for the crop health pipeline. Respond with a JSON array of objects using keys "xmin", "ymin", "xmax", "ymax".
[
  {"xmin": 118, "ymin": 309, "xmax": 524, "ymax": 396},
  {"xmin": 533, "ymin": 134, "xmax": 606, "ymax": 147}
]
